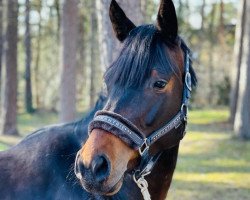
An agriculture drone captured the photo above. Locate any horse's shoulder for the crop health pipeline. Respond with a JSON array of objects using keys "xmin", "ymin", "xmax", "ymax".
[{"xmin": 0, "ymin": 121, "xmax": 82, "ymax": 174}]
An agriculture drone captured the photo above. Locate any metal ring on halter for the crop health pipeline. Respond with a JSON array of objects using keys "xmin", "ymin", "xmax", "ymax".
[
  {"xmin": 139, "ymin": 138, "xmax": 149, "ymax": 156},
  {"xmin": 185, "ymin": 72, "xmax": 192, "ymax": 91}
]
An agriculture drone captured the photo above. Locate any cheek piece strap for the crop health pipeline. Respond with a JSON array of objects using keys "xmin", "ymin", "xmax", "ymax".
[{"xmin": 88, "ymin": 50, "xmax": 192, "ymax": 200}]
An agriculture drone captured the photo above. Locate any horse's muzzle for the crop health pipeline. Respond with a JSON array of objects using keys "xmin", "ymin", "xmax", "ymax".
[{"xmin": 74, "ymin": 152, "xmax": 113, "ymax": 192}]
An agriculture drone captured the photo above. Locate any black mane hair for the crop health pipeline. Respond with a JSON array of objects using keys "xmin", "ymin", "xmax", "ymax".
[{"xmin": 104, "ymin": 24, "xmax": 197, "ymax": 90}]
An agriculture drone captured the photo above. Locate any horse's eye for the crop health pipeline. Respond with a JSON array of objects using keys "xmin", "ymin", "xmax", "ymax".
[{"xmin": 153, "ymin": 80, "xmax": 167, "ymax": 89}]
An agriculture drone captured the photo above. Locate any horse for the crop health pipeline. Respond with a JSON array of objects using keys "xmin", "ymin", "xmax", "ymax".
[
  {"xmin": 0, "ymin": 0, "xmax": 197, "ymax": 199},
  {"xmin": 0, "ymin": 94, "xmax": 107, "ymax": 200},
  {"xmin": 74, "ymin": 0, "xmax": 197, "ymax": 200}
]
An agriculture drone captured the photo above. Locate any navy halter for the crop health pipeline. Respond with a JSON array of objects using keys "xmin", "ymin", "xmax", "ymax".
[
  {"xmin": 89, "ymin": 50, "xmax": 191, "ymax": 150},
  {"xmin": 88, "ymin": 47, "xmax": 192, "ymax": 186}
]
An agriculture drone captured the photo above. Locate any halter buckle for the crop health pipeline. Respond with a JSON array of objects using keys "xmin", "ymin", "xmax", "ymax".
[{"xmin": 139, "ymin": 139, "xmax": 149, "ymax": 156}]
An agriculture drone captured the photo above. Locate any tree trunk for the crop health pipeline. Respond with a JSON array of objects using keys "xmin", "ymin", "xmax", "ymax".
[
  {"xmin": 34, "ymin": 1, "xmax": 42, "ymax": 109},
  {"xmin": 76, "ymin": 6, "xmax": 87, "ymax": 104},
  {"xmin": 234, "ymin": 0, "xmax": 250, "ymax": 139},
  {"xmin": 89, "ymin": 0, "xmax": 98, "ymax": 107},
  {"xmin": 96, "ymin": 0, "xmax": 143, "ymax": 71},
  {"xmin": 208, "ymin": 3, "xmax": 216, "ymax": 105},
  {"xmin": 24, "ymin": 0, "xmax": 34, "ymax": 113},
  {"xmin": 218, "ymin": 0, "xmax": 225, "ymax": 42},
  {"xmin": 96, "ymin": 0, "xmax": 115, "ymax": 72},
  {"xmin": 200, "ymin": 0, "xmax": 206, "ymax": 31},
  {"xmin": 59, "ymin": 0, "xmax": 78, "ymax": 123},
  {"xmin": 141, "ymin": 0, "xmax": 147, "ymax": 22},
  {"xmin": 1, "ymin": 0, "xmax": 19, "ymax": 135},
  {"xmin": 230, "ymin": 0, "xmax": 246, "ymax": 124},
  {"xmin": 54, "ymin": 0, "xmax": 60, "ymax": 42},
  {"xmin": 116, "ymin": 0, "xmax": 143, "ymax": 25}
]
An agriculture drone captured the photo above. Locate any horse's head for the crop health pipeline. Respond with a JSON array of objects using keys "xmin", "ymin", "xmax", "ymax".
[{"xmin": 75, "ymin": 0, "xmax": 196, "ymax": 195}]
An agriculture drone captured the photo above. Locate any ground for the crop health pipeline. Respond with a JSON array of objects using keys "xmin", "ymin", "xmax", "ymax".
[
  {"xmin": 168, "ymin": 109, "xmax": 250, "ymax": 200},
  {"xmin": 0, "ymin": 109, "xmax": 250, "ymax": 200}
]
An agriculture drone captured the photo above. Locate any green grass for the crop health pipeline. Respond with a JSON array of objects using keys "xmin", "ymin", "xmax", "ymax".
[
  {"xmin": 0, "ymin": 111, "xmax": 58, "ymax": 147},
  {"xmin": 0, "ymin": 110, "xmax": 86, "ymax": 146},
  {"xmin": 1, "ymin": 108, "xmax": 250, "ymax": 200},
  {"xmin": 17, "ymin": 111, "xmax": 58, "ymax": 136},
  {"xmin": 168, "ymin": 108, "xmax": 250, "ymax": 200}
]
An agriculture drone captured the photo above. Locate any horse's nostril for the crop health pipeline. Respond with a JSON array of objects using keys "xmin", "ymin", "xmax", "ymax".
[
  {"xmin": 91, "ymin": 155, "xmax": 110, "ymax": 182},
  {"xmin": 77, "ymin": 160, "xmax": 86, "ymax": 176}
]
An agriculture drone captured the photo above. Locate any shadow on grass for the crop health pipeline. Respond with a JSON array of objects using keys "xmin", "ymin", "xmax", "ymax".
[
  {"xmin": 168, "ymin": 179, "xmax": 250, "ymax": 200},
  {"xmin": 177, "ymin": 131, "xmax": 250, "ymax": 172},
  {"xmin": 188, "ymin": 121, "xmax": 232, "ymax": 134},
  {"xmin": 0, "ymin": 135, "xmax": 22, "ymax": 147},
  {"xmin": 169, "ymin": 108, "xmax": 250, "ymax": 200}
]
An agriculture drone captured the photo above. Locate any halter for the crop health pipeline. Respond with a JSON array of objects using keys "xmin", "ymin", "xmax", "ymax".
[{"xmin": 88, "ymin": 49, "xmax": 192, "ymax": 200}]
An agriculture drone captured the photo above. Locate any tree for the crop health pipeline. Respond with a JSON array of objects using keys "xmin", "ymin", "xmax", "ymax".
[
  {"xmin": 96, "ymin": 0, "xmax": 115, "ymax": 72},
  {"xmin": 34, "ymin": 0, "xmax": 42, "ymax": 109},
  {"xmin": 208, "ymin": 3, "xmax": 216, "ymax": 104},
  {"xmin": 234, "ymin": 0, "xmax": 250, "ymax": 139},
  {"xmin": 230, "ymin": 0, "xmax": 246, "ymax": 123},
  {"xmin": 116, "ymin": 0, "xmax": 143, "ymax": 25},
  {"xmin": 218, "ymin": 0, "xmax": 225, "ymax": 44},
  {"xmin": 24, "ymin": 0, "xmax": 34, "ymax": 113},
  {"xmin": 1, "ymin": 0, "xmax": 19, "ymax": 135},
  {"xmin": 96, "ymin": 0, "xmax": 143, "ymax": 71},
  {"xmin": 76, "ymin": 2, "xmax": 87, "ymax": 105},
  {"xmin": 89, "ymin": 0, "xmax": 99, "ymax": 107},
  {"xmin": 59, "ymin": 0, "xmax": 78, "ymax": 123},
  {"xmin": 200, "ymin": 0, "xmax": 206, "ymax": 31},
  {"xmin": 54, "ymin": 0, "xmax": 60, "ymax": 42}
]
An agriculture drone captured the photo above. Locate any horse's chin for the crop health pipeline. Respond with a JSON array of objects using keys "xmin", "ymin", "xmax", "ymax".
[
  {"xmin": 104, "ymin": 178, "xmax": 123, "ymax": 196},
  {"xmin": 80, "ymin": 175, "xmax": 124, "ymax": 196}
]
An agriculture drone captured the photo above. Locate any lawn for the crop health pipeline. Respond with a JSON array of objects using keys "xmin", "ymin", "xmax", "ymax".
[
  {"xmin": 168, "ymin": 109, "xmax": 250, "ymax": 200},
  {"xmin": 0, "ymin": 111, "xmax": 58, "ymax": 149},
  {"xmin": 0, "ymin": 108, "xmax": 250, "ymax": 199}
]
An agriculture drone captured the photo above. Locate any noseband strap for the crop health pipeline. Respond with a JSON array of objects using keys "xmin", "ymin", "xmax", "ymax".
[
  {"xmin": 89, "ymin": 109, "xmax": 186, "ymax": 152},
  {"xmin": 89, "ymin": 111, "xmax": 145, "ymax": 149}
]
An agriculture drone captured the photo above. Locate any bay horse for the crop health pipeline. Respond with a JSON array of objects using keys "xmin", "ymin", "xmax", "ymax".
[
  {"xmin": 0, "ymin": 0, "xmax": 197, "ymax": 200},
  {"xmin": 75, "ymin": 0, "xmax": 196, "ymax": 200}
]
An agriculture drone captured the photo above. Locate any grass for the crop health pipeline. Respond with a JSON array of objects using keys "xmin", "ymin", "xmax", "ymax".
[
  {"xmin": 0, "ymin": 111, "xmax": 58, "ymax": 148},
  {"xmin": 0, "ymin": 108, "xmax": 250, "ymax": 199},
  {"xmin": 17, "ymin": 111, "xmax": 58, "ymax": 136},
  {"xmin": 168, "ymin": 109, "xmax": 250, "ymax": 200}
]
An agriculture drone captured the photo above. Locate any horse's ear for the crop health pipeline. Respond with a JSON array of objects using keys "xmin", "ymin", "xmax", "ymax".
[
  {"xmin": 109, "ymin": 0, "xmax": 136, "ymax": 42},
  {"xmin": 157, "ymin": 0, "xmax": 178, "ymax": 42}
]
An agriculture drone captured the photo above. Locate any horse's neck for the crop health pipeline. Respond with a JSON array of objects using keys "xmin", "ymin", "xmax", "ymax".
[{"xmin": 147, "ymin": 145, "xmax": 179, "ymax": 200}]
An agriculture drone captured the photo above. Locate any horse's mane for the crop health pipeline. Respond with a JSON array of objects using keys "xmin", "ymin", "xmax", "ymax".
[{"xmin": 104, "ymin": 24, "xmax": 197, "ymax": 90}]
